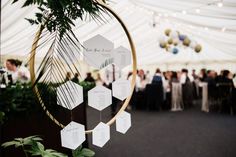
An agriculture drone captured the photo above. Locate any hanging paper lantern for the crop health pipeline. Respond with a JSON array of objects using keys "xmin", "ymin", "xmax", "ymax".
[
  {"xmin": 159, "ymin": 36, "xmax": 166, "ymax": 43},
  {"xmin": 190, "ymin": 41, "xmax": 197, "ymax": 49},
  {"xmin": 183, "ymin": 38, "xmax": 191, "ymax": 46},
  {"xmin": 172, "ymin": 48, "xmax": 179, "ymax": 54},
  {"xmin": 160, "ymin": 42, "xmax": 167, "ymax": 48},
  {"xmin": 195, "ymin": 44, "xmax": 202, "ymax": 53},
  {"xmin": 170, "ymin": 31, "xmax": 178, "ymax": 38},
  {"xmin": 178, "ymin": 34, "xmax": 186, "ymax": 41},
  {"xmin": 173, "ymin": 38, "xmax": 179, "ymax": 46},
  {"xmin": 168, "ymin": 38, "xmax": 173, "ymax": 45},
  {"xmin": 165, "ymin": 29, "xmax": 171, "ymax": 36},
  {"xmin": 165, "ymin": 45, "xmax": 171, "ymax": 51}
]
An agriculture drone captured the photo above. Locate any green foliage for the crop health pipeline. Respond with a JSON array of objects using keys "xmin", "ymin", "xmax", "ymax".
[
  {"xmin": 2, "ymin": 135, "xmax": 43, "ymax": 148},
  {"xmin": 79, "ymin": 81, "xmax": 96, "ymax": 91},
  {"xmin": 2, "ymin": 136, "xmax": 95, "ymax": 157},
  {"xmin": 12, "ymin": 0, "xmax": 106, "ymax": 38},
  {"xmin": 2, "ymin": 135, "xmax": 67, "ymax": 157},
  {"xmin": 0, "ymin": 111, "xmax": 5, "ymax": 124},
  {"xmin": 0, "ymin": 83, "xmax": 38, "ymax": 123},
  {"xmin": 72, "ymin": 146, "xmax": 95, "ymax": 157}
]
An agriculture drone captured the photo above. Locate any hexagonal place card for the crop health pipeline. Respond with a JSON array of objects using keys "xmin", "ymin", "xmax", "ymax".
[
  {"xmin": 56, "ymin": 81, "xmax": 83, "ymax": 110},
  {"xmin": 112, "ymin": 78, "xmax": 131, "ymax": 101},
  {"xmin": 83, "ymin": 34, "xmax": 114, "ymax": 69},
  {"xmin": 113, "ymin": 46, "xmax": 131, "ymax": 69},
  {"xmin": 116, "ymin": 111, "xmax": 131, "ymax": 134},
  {"xmin": 88, "ymin": 85, "xmax": 112, "ymax": 111},
  {"xmin": 92, "ymin": 122, "xmax": 110, "ymax": 148},
  {"xmin": 60, "ymin": 121, "xmax": 85, "ymax": 150}
]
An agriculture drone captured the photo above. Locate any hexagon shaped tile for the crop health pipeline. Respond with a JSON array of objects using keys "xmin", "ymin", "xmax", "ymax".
[
  {"xmin": 60, "ymin": 121, "xmax": 85, "ymax": 150},
  {"xmin": 83, "ymin": 34, "xmax": 114, "ymax": 69},
  {"xmin": 112, "ymin": 78, "xmax": 131, "ymax": 101},
  {"xmin": 113, "ymin": 46, "xmax": 131, "ymax": 69},
  {"xmin": 88, "ymin": 85, "xmax": 112, "ymax": 111},
  {"xmin": 92, "ymin": 122, "xmax": 110, "ymax": 147},
  {"xmin": 116, "ymin": 111, "xmax": 131, "ymax": 134},
  {"xmin": 56, "ymin": 81, "xmax": 83, "ymax": 110}
]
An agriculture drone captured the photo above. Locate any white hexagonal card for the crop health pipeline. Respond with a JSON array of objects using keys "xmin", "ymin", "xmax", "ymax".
[
  {"xmin": 60, "ymin": 121, "xmax": 85, "ymax": 150},
  {"xmin": 92, "ymin": 122, "xmax": 110, "ymax": 148},
  {"xmin": 56, "ymin": 81, "xmax": 83, "ymax": 110},
  {"xmin": 113, "ymin": 46, "xmax": 131, "ymax": 69},
  {"xmin": 112, "ymin": 78, "xmax": 131, "ymax": 101},
  {"xmin": 88, "ymin": 85, "xmax": 112, "ymax": 111},
  {"xmin": 83, "ymin": 34, "xmax": 114, "ymax": 69},
  {"xmin": 116, "ymin": 111, "xmax": 131, "ymax": 134}
]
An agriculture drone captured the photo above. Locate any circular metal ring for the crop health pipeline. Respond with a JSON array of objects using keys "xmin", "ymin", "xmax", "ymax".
[{"xmin": 29, "ymin": 1, "xmax": 137, "ymax": 134}]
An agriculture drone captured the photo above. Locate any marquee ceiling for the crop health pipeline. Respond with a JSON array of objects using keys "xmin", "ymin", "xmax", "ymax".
[{"xmin": 1, "ymin": 0, "xmax": 236, "ymax": 65}]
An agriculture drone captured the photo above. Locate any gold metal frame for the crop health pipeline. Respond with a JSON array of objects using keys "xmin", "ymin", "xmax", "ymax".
[{"xmin": 29, "ymin": 1, "xmax": 137, "ymax": 134}]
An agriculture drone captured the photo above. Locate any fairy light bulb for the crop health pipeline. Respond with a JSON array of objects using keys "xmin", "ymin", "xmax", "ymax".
[
  {"xmin": 217, "ymin": 2, "xmax": 223, "ymax": 7},
  {"xmin": 195, "ymin": 9, "xmax": 200, "ymax": 13}
]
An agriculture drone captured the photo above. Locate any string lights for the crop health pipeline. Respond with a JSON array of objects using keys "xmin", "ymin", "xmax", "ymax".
[{"xmin": 132, "ymin": 0, "xmax": 227, "ymax": 33}]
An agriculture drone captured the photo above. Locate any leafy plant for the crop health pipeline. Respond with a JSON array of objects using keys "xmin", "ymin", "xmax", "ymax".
[
  {"xmin": 2, "ymin": 135, "xmax": 44, "ymax": 157},
  {"xmin": 0, "ymin": 111, "xmax": 5, "ymax": 124},
  {"xmin": 2, "ymin": 135, "xmax": 95, "ymax": 157},
  {"xmin": 72, "ymin": 146, "xmax": 95, "ymax": 157},
  {"xmin": 12, "ymin": 0, "xmax": 106, "ymax": 38}
]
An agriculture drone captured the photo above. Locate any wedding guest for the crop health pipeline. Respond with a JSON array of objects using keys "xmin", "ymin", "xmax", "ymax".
[
  {"xmin": 71, "ymin": 72, "xmax": 80, "ymax": 83},
  {"xmin": 95, "ymin": 73, "xmax": 105, "ymax": 86},
  {"xmin": 192, "ymin": 69, "xmax": 198, "ymax": 80},
  {"xmin": 5, "ymin": 59, "xmax": 30, "ymax": 84},
  {"xmin": 151, "ymin": 68, "xmax": 164, "ymax": 85},
  {"xmin": 65, "ymin": 72, "xmax": 72, "ymax": 81},
  {"xmin": 180, "ymin": 69, "xmax": 194, "ymax": 108},
  {"xmin": 84, "ymin": 72, "xmax": 95, "ymax": 83},
  {"xmin": 199, "ymin": 68, "xmax": 207, "ymax": 82}
]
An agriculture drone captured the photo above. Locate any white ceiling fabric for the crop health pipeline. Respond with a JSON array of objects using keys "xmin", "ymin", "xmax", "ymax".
[{"xmin": 1, "ymin": 0, "xmax": 236, "ymax": 69}]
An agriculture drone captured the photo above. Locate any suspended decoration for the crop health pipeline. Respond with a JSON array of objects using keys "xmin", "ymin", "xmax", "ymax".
[
  {"xmin": 165, "ymin": 29, "xmax": 171, "ymax": 36},
  {"xmin": 195, "ymin": 44, "xmax": 202, "ymax": 53},
  {"xmin": 159, "ymin": 28, "xmax": 203, "ymax": 54},
  {"xmin": 172, "ymin": 47, "xmax": 179, "ymax": 54},
  {"xmin": 24, "ymin": 0, "xmax": 137, "ymax": 151}
]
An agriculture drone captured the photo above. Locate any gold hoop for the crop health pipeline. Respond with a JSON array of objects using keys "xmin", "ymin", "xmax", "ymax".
[{"xmin": 29, "ymin": 1, "xmax": 137, "ymax": 134}]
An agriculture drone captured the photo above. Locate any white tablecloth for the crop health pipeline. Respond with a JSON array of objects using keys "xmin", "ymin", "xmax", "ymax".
[
  {"xmin": 199, "ymin": 82, "xmax": 209, "ymax": 112},
  {"xmin": 171, "ymin": 83, "xmax": 183, "ymax": 111}
]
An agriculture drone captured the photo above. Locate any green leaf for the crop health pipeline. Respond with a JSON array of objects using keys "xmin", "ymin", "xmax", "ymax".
[
  {"xmin": 36, "ymin": 142, "xmax": 45, "ymax": 152},
  {"xmin": 1, "ymin": 141, "xmax": 19, "ymax": 148},
  {"xmin": 80, "ymin": 148, "xmax": 95, "ymax": 157}
]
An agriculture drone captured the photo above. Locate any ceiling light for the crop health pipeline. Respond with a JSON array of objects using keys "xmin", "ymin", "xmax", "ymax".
[
  {"xmin": 217, "ymin": 2, "xmax": 223, "ymax": 7},
  {"xmin": 221, "ymin": 27, "xmax": 226, "ymax": 32},
  {"xmin": 195, "ymin": 9, "xmax": 200, "ymax": 13},
  {"xmin": 182, "ymin": 10, "xmax": 186, "ymax": 14}
]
